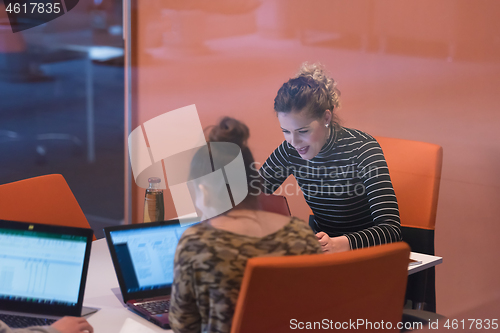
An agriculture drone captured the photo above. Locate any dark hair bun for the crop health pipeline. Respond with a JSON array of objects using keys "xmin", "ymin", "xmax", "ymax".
[{"xmin": 208, "ymin": 117, "xmax": 250, "ymax": 147}]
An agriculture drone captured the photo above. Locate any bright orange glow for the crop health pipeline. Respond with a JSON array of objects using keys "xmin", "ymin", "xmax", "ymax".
[{"xmin": 128, "ymin": 0, "xmax": 500, "ymax": 317}]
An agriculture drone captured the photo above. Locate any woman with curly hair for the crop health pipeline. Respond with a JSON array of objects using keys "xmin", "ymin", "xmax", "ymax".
[{"xmin": 260, "ymin": 63, "xmax": 402, "ymax": 253}]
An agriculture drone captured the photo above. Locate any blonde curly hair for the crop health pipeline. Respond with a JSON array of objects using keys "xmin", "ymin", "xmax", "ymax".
[
  {"xmin": 295, "ymin": 62, "xmax": 341, "ymax": 110},
  {"xmin": 274, "ymin": 62, "xmax": 341, "ymax": 129}
]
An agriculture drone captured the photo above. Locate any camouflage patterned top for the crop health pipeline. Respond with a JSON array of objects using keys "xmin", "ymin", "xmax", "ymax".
[{"xmin": 168, "ymin": 217, "xmax": 322, "ymax": 333}]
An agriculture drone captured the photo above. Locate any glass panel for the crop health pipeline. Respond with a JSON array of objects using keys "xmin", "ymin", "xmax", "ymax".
[
  {"xmin": 0, "ymin": 0, "xmax": 125, "ymax": 238},
  {"xmin": 127, "ymin": 0, "xmax": 500, "ymax": 225}
]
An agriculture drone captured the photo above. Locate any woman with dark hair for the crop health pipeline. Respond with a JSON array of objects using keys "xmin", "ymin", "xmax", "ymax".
[
  {"xmin": 260, "ymin": 63, "xmax": 401, "ymax": 253},
  {"xmin": 168, "ymin": 117, "xmax": 321, "ymax": 333}
]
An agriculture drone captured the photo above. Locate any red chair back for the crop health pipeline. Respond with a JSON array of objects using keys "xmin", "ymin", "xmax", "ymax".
[
  {"xmin": 0, "ymin": 174, "xmax": 95, "ymax": 240},
  {"xmin": 231, "ymin": 242, "xmax": 411, "ymax": 333}
]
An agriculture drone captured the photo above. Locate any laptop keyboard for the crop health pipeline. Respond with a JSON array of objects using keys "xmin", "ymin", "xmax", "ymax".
[
  {"xmin": 0, "ymin": 314, "xmax": 56, "ymax": 328},
  {"xmin": 136, "ymin": 299, "xmax": 171, "ymax": 315}
]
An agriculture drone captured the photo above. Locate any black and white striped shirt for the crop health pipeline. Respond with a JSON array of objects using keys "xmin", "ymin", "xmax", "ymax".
[{"xmin": 259, "ymin": 127, "xmax": 401, "ymax": 249}]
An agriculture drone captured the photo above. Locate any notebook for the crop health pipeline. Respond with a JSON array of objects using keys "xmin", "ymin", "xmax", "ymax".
[
  {"xmin": 104, "ymin": 219, "xmax": 199, "ymax": 330},
  {"xmin": 0, "ymin": 219, "xmax": 94, "ymax": 328}
]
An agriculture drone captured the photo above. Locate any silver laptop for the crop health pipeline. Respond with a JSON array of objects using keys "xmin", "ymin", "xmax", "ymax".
[{"xmin": 0, "ymin": 219, "xmax": 95, "ymax": 328}]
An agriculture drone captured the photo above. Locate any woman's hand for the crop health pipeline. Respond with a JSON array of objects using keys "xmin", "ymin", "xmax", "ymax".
[
  {"xmin": 51, "ymin": 317, "xmax": 94, "ymax": 333},
  {"xmin": 315, "ymin": 233, "xmax": 350, "ymax": 253}
]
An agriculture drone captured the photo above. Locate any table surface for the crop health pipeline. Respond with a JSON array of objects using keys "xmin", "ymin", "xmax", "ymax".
[{"xmin": 83, "ymin": 239, "xmax": 443, "ymax": 332}]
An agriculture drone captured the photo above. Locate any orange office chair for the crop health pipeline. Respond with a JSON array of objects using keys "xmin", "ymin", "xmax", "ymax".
[
  {"xmin": 0, "ymin": 174, "xmax": 96, "ymax": 240},
  {"xmin": 374, "ymin": 136, "xmax": 443, "ymax": 312},
  {"xmin": 257, "ymin": 193, "xmax": 291, "ymax": 216},
  {"xmin": 230, "ymin": 242, "xmax": 411, "ymax": 333}
]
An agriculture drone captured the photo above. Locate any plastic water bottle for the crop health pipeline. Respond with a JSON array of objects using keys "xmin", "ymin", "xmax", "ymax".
[{"xmin": 143, "ymin": 177, "xmax": 164, "ymax": 223}]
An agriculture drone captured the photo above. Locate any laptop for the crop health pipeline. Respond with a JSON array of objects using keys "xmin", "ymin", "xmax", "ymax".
[
  {"xmin": 0, "ymin": 219, "xmax": 94, "ymax": 328},
  {"xmin": 104, "ymin": 219, "xmax": 199, "ymax": 330}
]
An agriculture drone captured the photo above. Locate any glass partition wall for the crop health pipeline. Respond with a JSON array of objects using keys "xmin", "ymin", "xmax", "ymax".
[
  {"xmin": 125, "ymin": 0, "xmax": 500, "ymax": 318},
  {"xmin": 0, "ymin": 0, "xmax": 125, "ymax": 238}
]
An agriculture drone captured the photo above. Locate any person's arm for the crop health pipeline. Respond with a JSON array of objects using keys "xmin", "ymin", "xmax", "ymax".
[
  {"xmin": 344, "ymin": 138, "xmax": 401, "ymax": 249},
  {"xmin": 1, "ymin": 317, "xmax": 92, "ymax": 333},
  {"xmin": 168, "ymin": 233, "xmax": 202, "ymax": 333},
  {"xmin": 259, "ymin": 142, "xmax": 292, "ymax": 194},
  {"xmin": 316, "ymin": 232, "xmax": 350, "ymax": 253}
]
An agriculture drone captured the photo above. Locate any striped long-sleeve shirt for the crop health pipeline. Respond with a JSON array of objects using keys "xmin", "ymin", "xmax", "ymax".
[{"xmin": 259, "ymin": 127, "xmax": 401, "ymax": 250}]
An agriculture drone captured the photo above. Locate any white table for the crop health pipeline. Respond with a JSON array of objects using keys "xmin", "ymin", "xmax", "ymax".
[
  {"xmin": 409, "ymin": 251, "xmax": 443, "ymax": 275},
  {"xmin": 83, "ymin": 239, "xmax": 442, "ymax": 332}
]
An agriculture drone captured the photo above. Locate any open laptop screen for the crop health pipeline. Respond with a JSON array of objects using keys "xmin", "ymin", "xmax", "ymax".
[
  {"xmin": 0, "ymin": 229, "xmax": 87, "ymax": 305},
  {"xmin": 105, "ymin": 220, "xmax": 198, "ymax": 302},
  {"xmin": 0, "ymin": 220, "xmax": 93, "ymax": 317},
  {"xmin": 109, "ymin": 223, "xmax": 189, "ymax": 293}
]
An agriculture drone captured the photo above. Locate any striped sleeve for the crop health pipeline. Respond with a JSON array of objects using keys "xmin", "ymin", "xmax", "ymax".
[
  {"xmin": 344, "ymin": 139, "xmax": 402, "ymax": 249},
  {"xmin": 259, "ymin": 142, "xmax": 292, "ymax": 194}
]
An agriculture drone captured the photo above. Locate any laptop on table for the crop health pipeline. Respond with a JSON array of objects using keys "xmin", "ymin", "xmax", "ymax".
[
  {"xmin": 0, "ymin": 219, "xmax": 94, "ymax": 328},
  {"xmin": 104, "ymin": 219, "xmax": 198, "ymax": 330}
]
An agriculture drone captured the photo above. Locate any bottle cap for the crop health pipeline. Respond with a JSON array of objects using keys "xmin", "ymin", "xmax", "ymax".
[{"xmin": 148, "ymin": 177, "xmax": 161, "ymax": 183}]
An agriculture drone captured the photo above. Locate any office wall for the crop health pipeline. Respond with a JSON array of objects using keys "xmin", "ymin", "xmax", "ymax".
[{"xmin": 127, "ymin": 0, "xmax": 500, "ymax": 316}]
